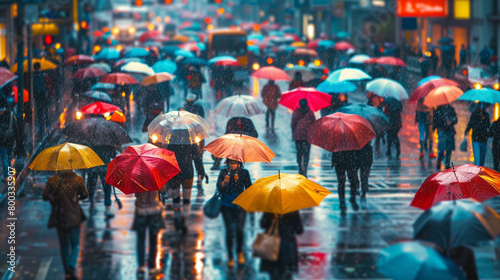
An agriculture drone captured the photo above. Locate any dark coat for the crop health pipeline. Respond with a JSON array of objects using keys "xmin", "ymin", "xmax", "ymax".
[
  {"xmin": 166, "ymin": 144, "xmax": 205, "ymax": 180},
  {"xmin": 0, "ymin": 110, "xmax": 20, "ymax": 147},
  {"xmin": 185, "ymin": 102, "xmax": 205, "ymax": 119},
  {"xmin": 433, "ymin": 105, "xmax": 457, "ymax": 134},
  {"xmin": 216, "ymin": 168, "xmax": 252, "ymax": 208},
  {"xmin": 291, "ymin": 108, "xmax": 316, "ymax": 141},
  {"xmin": 42, "ymin": 171, "xmax": 88, "ymax": 228},
  {"xmin": 331, "ymin": 150, "xmax": 359, "ymax": 169},
  {"xmin": 260, "ymin": 211, "xmax": 304, "ymax": 274},
  {"xmin": 490, "ymin": 120, "xmax": 500, "ymax": 152},
  {"xmin": 465, "ymin": 110, "xmax": 490, "ymax": 143}
]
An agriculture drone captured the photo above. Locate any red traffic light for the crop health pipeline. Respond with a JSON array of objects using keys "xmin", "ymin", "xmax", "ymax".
[
  {"xmin": 44, "ymin": 35, "xmax": 53, "ymax": 45},
  {"xmin": 164, "ymin": 0, "xmax": 172, "ymax": 4},
  {"xmin": 204, "ymin": 17, "xmax": 212, "ymax": 24},
  {"xmin": 215, "ymin": 0, "xmax": 222, "ymax": 3},
  {"xmin": 135, "ymin": 0, "xmax": 143, "ymax": 6}
]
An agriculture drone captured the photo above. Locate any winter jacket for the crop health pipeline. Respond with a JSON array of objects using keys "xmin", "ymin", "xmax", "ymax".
[
  {"xmin": 261, "ymin": 84, "xmax": 281, "ymax": 110},
  {"xmin": 42, "ymin": 171, "xmax": 88, "ymax": 228},
  {"xmin": 166, "ymin": 144, "xmax": 205, "ymax": 180},
  {"xmin": 433, "ymin": 105, "xmax": 457, "ymax": 134},
  {"xmin": 465, "ymin": 110, "xmax": 490, "ymax": 143},
  {"xmin": 291, "ymin": 108, "xmax": 316, "ymax": 141},
  {"xmin": 0, "ymin": 110, "xmax": 19, "ymax": 147},
  {"xmin": 490, "ymin": 120, "xmax": 500, "ymax": 149},
  {"xmin": 216, "ymin": 168, "xmax": 252, "ymax": 208}
]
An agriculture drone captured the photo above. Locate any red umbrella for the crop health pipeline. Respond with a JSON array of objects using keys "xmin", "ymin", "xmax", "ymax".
[
  {"xmin": 181, "ymin": 43, "xmax": 201, "ymax": 52},
  {"xmin": 251, "ymin": 66, "xmax": 290, "ymax": 81},
  {"xmin": 93, "ymin": 30, "xmax": 105, "ymax": 37},
  {"xmin": 99, "ymin": 73, "xmax": 138, "ymax": 85},
  {"xmin": 308, "ymin": 112, "xmax": 375, "ymax": 152},
  {"xmin": 105, "ymin": 143, "xmax": 181, "ymax": 194},
  {"xmin": 376, "ymin": 56, "xmax": 407, "ymax": 67},
  {"xmin": 80, "ymin": 102, "xmax": 122, "ymax": 115},
  {"xmin": 153, "ymin": 35, "xmax": 170, "ymax": 43},
  {"xmin": 0, "ymin": 67, "xmax": 17, "ymax": 88},
  {"xmin": 13, "ymin": 86, "xmax": 29, "ymax": 103},
  {"xmin": 71, "ymin": 67, "xmax": 107, "ymax": 80},
  {"xmin": 410, "ymin": 164, "xmax": 500, "ymax": 210},
  {"xmin": 410, "ymin": 79, "xmax": 459, "ymax": 103},
  {"xmin": 334, "ymin": 41, "xmax": 355, "ymax": 51},
  {"xmin": 64, "ymin": 55, "xmax": 95, "ymax": 66},
  {"xmin": 284, "ymin": 34, "xmax": 300, "ymax": 42},
  {"xmin": 214, "ymin": 60, "xmax": 240, "ymax": 67},
  {"xmin": 293, "ymin": 48, "xmax": 318, "ymax": 57},
  {"xmin": 279, "ymin": 87, "xmax": 332, "ymax": 112},
  {"xmin": 307, "ymin": 39, "xmax": 322, "ymax": 50},
  {"xmin": 137, "ymin": 30, "xmax": 161, "ymax": 43},
  {"xmin": 364, "ymin": 57, "xmax": 378, "ymax": 64}
]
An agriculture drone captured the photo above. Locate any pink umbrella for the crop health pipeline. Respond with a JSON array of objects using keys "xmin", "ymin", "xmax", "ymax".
[
  {"xmin": 251, "ymin": 66, "xmax": 290, "ymax": 81},
  {"xmin": 279, "ymin": 87, "xmax": 332, "ymax": 112}
]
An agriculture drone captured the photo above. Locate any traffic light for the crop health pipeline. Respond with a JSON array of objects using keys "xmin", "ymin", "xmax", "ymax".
[
  {"xmin": 135, "ymin": 0, "xmax": 143, "ymax": 6},
  {"xmin": 44, "ymin": 35, "xmax": 53, "ymax": 46},
  {"xmin": 164, "ymin": 0, "xmax": 173, "ymax": 4},
  {"xmin": 208, "ymin": 0, "xmax": 222, "ymax": 3},
  {"xmin": 80, "ymin": 20, "xmax": 89, "ymax": 30}
]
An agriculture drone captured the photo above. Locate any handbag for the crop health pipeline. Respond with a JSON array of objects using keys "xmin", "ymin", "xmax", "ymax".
[
  {"xmin": 459, "ymin": 137, "xmax": 467, "ymax": 152},
  {"xmin": 203, "ymin": 190, "xmax": 221, "ymax": 219},
  {"xmin": 253, "ymin": 216, "xmax": 281, "ymax": 261}
]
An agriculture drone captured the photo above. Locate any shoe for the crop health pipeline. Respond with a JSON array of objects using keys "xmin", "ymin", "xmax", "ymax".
[
  {"xmin": 419, "ymin": 152, "xmax": 424, "ymax": 160},
  {"xmin": 89, "ymin": 206, "xmax": 97, "ymax": 216},
  {"xmin": 237, "ymin": 253, "xmax": 245, "ymax": 264},
  {"xmin": 227, "ymin": 259, "xmax": 235, "ymax": 267},
  {"xmin": 105, "ymin": 211, "xmax": 115, "ymax": 218},
  {"xmin": 429, "ymin": 153, "xmax": 437, "ymax": 158},
  {"xmin": 340, "ymin": 204, "xmax": 347, "ymax": 216},
  {"xmin": 350, "ymin": 198, "xmax": 359, "ymax": 211}
]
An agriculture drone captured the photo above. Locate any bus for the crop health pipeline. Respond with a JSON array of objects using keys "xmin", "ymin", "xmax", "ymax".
[{"xmin": 207, "ymin": 29, "xmax": 248, "ymax": 83}]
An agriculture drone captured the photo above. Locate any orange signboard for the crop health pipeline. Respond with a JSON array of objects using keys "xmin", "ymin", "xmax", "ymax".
[{"xmin": 397, "ymin": 0, "xmax": 448, "ymax": 17}]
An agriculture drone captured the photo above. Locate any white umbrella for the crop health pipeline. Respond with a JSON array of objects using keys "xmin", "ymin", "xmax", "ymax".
[
  {"xmin": 214, "ymin": 95, "xmax": 266, "ymax": 118},
  {"xmin": 147, "ymin": 111, "xmax": 210, "ymax": 145},
  {"xmin": 367, "ymin": 78, "xmax": 408, "ymax": 100},
  {"xmin": 349, "ymin": 54, "xmax": 371, "ymax": 64},
  {"xmin": 121, "ymin": 62, "xmax": 155, "ymax": 76},
  {"xmin": 327, "ymin": 68, "xmax": 371, "ymax": 82}
]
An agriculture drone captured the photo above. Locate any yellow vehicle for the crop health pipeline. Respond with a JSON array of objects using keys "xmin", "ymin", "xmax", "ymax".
[{"xmin": 208, "ymin": 29, "xmax": 248, "ymax": 82}]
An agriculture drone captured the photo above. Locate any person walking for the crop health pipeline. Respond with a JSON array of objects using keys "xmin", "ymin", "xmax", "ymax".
[
  {"xmin": 42, "ymin": 170, "xmax": 88, "ymax": 280},
  {"xmin": 464, "ymin": 104, "xmax": 490, "ymax": 166},
  {"xmin": 187, "ymin": 66, "xmax": 206, "ymax": 99},
  {"xmin": 288, "ymin": 72, "xmax": 305, "ymax": 91},
  {"xmin": 489, "ymin": 118, "xmax": 500, "ymax": 171},
  {"xmin": 87, "ymin": 144, "xmax": 117, "ymax": 218},
  {"xmin": 433, "ymin": 104, "xmax": 458, "ymax": 169},
  {"xmin": 132, "ymin": 190, "xmax": 165, "ymax": 279},
  {"xmin": 33, "ymin": 62, "xmax": 53, "ymax": 139},
  {"xmin": 216, "ymin": 159, "xmax": 252, "ymax": 267},
  {"xmin": 165, "ymin": 143, "xmax": 207, "ymax": 232},
  {"xmin": 356, "ymin": 142, "xmax": 373, "ymax": 208},
  {"xmin": 260, "ymin": 211, "xmax": 303, "ymax": 280},
  {"xmin": 332, "ymin": 150, "xmax": 360, "ymax": 215},
  {"xmin": 291, "ymin": 99, "xmax": 316, "ymax": 177},
  {"xmin": 261, "ymin": 80, "xmax": 281, "ymax": 131},
  {"xmin": 184, "ymin": 93, "xmax": 206, "ymax": 189},
  {"xmin": 459, "ymin": 44, "xmax": 468, "ymax": 65},
  {"xmin": 0, "ymin": 107, "xmax": 20, "ymax": 182},
  {"xmin": 416, "ymin": 98, "xmax": 432, "ymax": 159},
  {"xmin": 367, "ymin": 92, "xmax": 385, "ymax": 156},
  {"xmin": 384, "ymin": 97, "xmax": 403, "ymax": 160}
]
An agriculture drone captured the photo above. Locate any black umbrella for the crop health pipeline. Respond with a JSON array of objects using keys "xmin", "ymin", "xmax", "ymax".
[
  {"xmin": 64, "ymin": 117, "xmax": 132, "ymax": 149},
  {"xmin": 335, "ymin": 104, "xmax": 390, "ymax": 136}
]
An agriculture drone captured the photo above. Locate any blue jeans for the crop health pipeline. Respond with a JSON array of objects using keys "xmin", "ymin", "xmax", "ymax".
[
  {"xmin": 437, "ymin": 131, "xmax": 455, "ymax": 168},
  {"xmin": 56, "ymin": 225, "xmax": 81, "ymax": 274},
  {"xmin": 418, "ymin": 122, "xmax": 429, "ymax": 142},
  {"xmin": 472, "ymin": 141, "xmax": 487, "ymax": 166},
  {"xmin": 0, "ymin": 146, "xmax": 13, "ymax": 179},
  {"xmin": 87, "ymin": 165, "xmax": 112, "ymax": 207}
]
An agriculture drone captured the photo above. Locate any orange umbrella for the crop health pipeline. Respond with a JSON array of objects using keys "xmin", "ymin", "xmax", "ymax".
[
  {"xmin": 13, "ymin": 86, "xmax": 29, "ymax": 103},
  {"xmin": 105, "ymin": 110, "xmax": 126, "ymax": 123},
  {"xmin": 204, "ymin": 134, "xmax": 276, "ymax": 163},
  {"xmin": 423, "ymin": 86, "xmax": 464, "ymax": 107},
  {"xmin": 140, "ymin": 73, "xmax": 175, "ymax": 86}
]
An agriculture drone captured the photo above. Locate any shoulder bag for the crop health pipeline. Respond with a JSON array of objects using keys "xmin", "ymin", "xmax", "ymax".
[
  {"xmin": 253, "ymin": 216, "xmax": 281, "ymax": 261},
  {"xmin": 203, "ymin": 190, "xmax": 221, "ymax": 219}
]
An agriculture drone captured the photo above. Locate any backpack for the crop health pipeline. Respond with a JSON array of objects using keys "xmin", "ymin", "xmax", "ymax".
[
  {"xmin": 188, "ymin": 73, "xmax": 201, "ymax": 89},
  {"xmin": 0, "ymin": 111, "xmax": 14, "ymax": 146}
]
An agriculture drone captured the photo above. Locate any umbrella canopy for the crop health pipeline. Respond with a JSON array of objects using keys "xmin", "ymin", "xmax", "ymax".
[
  {"xmin": 293, "ymin": 48, "xmax": 318, "ymax": 57},
  {"xmin": 120, "ymin": 61, "xmax": 155, "ymax": 76},
  {"xmin": 161, "ymin": 46, "xmax": 181, "ymax": 56},
  {"xmin": 458, "ymin": 88, "xmax": 500, "ymax": 104},
  {"xmin": 417, "ymin": 75, "xmax": 442, "ymax": 86},
  {"xmin": 411, "ymin": 164, "xmax": 500, "ymax": 210},
  {"xmin": 279, "ymin": 87, "xmax": 332, "ymax": 112},
  {"xmin": 0, "ymin": 67, "xmax": 17, "ymax": 88},
  {"xmin": 204, "ymin": 134, "xmax": 276, "ymax": 163},
  {"xmin": 367, "ymin": 78, "xmax": 408, "ymax": 100},
  {"xmin": 334, "ymin": 41, "xmax": 355, "ymax": 51},
  {"xmin": 208, "ymin": 56, "xmax": 237, "ymax": 64},
  {"xmin": 29, "ymin": 143, "xmax": 104, "ymax": 171},
  {"xmin": 174, "ymin": 49, "xmax": 195, "ymax": 58},
  {"xmin": 80, "ymin": 102, "xmax": 122, "ymax": 115},
  {"xmin": 10, "ymin": 58, "xmax": 57, "ymax": 73},
  {"xmin": 377, "ymin": 241, "xmax": 466, "ymax": 280},
  {"xmin": 423, "ymin": 86, "xmax": 463, "ymax": 107},
  {"xmin": 232, "ymin": 173, "xmax": 331, "ymax": 214},
  {"xmin": 327, "ymin": 68, "xmax": 371, "ymax": 82},
  {"xmin": 152, "ymin": 60, "xmax": 177, "ymax": 74},
  {"xmin": 81, "ymin": 91, "xmax": 112, "ymax": 102},
  {"xmin": 94, "ymin": 48, "xmax": 120, "ymax": 61},
  {"xmin": 105, "ymin": 144, "xmax": 181, "ymax": 194},
  {"xmin": 147, "ymin": 111, "xmax": 210, "ymax": 145},
  {"xmin": 71, "ymin": 67, "xmax": 107, "ymax": 80},
  {"xmin": 308, "ymin": 112, "xmax": 376, "ymax": 152},
  {"xmin": 317, "ymin": 40, "xmax": 336, "ymax": 48},
  {"xmin": 180, "ymin": 57, "xmax": 207, "ymax": 66},
  {"xmin": 251, "ymin": 66, "xmax": 290, "ymax": 81},
  {"xmin": 140, "ymin": 73, "xmax": 175, "ymax": 86},
  {"xmin": 99, "ymin": 73, "xmax": 138, "ymax": 85},
  {"xmin": 336, "ymin": 31, "xmax": 351, "ymax": 39},
  {"xmin": 142, "ymin": 41, "xmax": 163, "ymax": 48},
  {"xmin": 64, "ymin": 117, "xmax": 132, "ymax": 149},
  {"xmin": 172, "ymin": 34, "xmax": 190, "ymax": 42},
  {"xmin": 91, "ymin": 82, "xmax": 116, "ymax": 92},
  {"xmin": 414, "ymin": 199, "xmax": 500, "ymax": 250},
  {"xmin": 138, "ymin": 30, "xmax": 161, "ymax": 43},
  {"xmin": 410, "ymin": 79, "xmax": 459, "ymax": 102},
  {"xmin": 348, "ymin": 54, "xmax": 371, "ymax": 64},
  {"xmin": 284, "ymin": 66, "xmax": 317, "ymax": 81},
  {"xmin": 316, "ymin": 80, "xmax": 357, "ymax": 93},
  {"xmin": 376, "ymin": 56, "xmax": 407, "ymax": 67},
  {"xmin": 113, "ymin": 58, "xmax": 144, "ymax": 68},
  {"xmin": 214, "ymin": 60, "xmax": 240, "ymax": 67},
  {"xmin": 307, "ymin": 39, "xmax": 322, "ymax": 49},
  {"xmin": 88, "ymin": 63, "xmax": 111, "ymax": 73},
  {"xmin": 336, "ymin": 104, "xmax": 390, "ymax": 136},
  {"xmin": 123, "ymin": 48, "xmax": 150, "ymax": 58},
  {"xmin": 106, "ymin": 110, "xmax": 126, "ymax": 123},
  {"xmin": 64, "ymin": 55, "xmax": 95, "ymax": 66},
  {"xmin": 214, "ymin": 95, "xmax": 266, "ymax": 118}
]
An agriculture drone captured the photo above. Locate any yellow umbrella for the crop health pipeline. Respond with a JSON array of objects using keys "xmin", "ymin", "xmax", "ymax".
[
  {"xmin": 140, "ymin": 73, "xmax": 175, "ymax": 86},
  {"xmin": 29, "ymin": 143, "xmax": 104, "ymax": 171},
  {"xmin": 290, "ymin": 41, "xmax": 306, "ymax": 48},
  {"xmin": 172, "ymin": 35, "xmax": 190, "ymax": 43},
  {"xmin": 10, "ymin": 58, "xmax": 58, "ymax": 73},
  {"xmin": 232, "ymin": 172, "xmax": 332, "ymax": 214}
]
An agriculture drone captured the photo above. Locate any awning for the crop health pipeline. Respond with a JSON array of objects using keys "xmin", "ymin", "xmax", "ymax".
[{"xmin": 31, "ymin": 23, "xmax": 59, "ymax": 35}]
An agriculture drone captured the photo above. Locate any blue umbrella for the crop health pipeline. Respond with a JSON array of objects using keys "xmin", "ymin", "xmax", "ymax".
[
  {"xmin": 94, "ymin": 48, "xmax": 120, "ymax": 60},
  {"xmin": 123, "ymin": 48, "xmax": 150, "ymax": 58},
  {"xmin": 317, "ymin": 80, "xmax": 357, "ymax": 93},
  {"xmin": 181, "ymin": 57, "xmax": 207, "ymax": 66},
  {"xmin": 161, "ymin": 46, "xmax": 181, "ymax": 56},
  {"xmin": 458, "ymin": 88, "xmax": 500, "ymax": 104},
  {"xmin": 152, "ymin": 60, "xmax": 177, "ymax": 74},
  {"xmin": 377, "ymin": 241, "xmax": 466, "ymax": 280},
  {"xmin": 248, "ymin": 34, "xmax": 264, "ymax": 42},
  {"xmin": 318, "ymin": 40, "xmax": 336, "ymax": 48},
  {"xmin": 414, "ymin": 199, "xmax": 500, "ymax": 250},
  {"xmin": 417, "ymin": 76, "xmax": 441, "ymax": 86},
  {"xmin": 336, "ymin": 31, "xmax": 351, "ymax": 39},
  {"xmin": 91, "ymin": 82, "xmax": 116, "ymax": 91},
  {"xmin": 174, "ymin": 49, "xmax": 195, "ymax": 58},
  {"xmin": 248, "ymin": 45, "xmax": 260, "ymax": 55},
  {"xmin": 82, "ymin": 91, "xmax": 112, "ymax": 102},
  {"xmin": 336, "ymin": 104, "xmax": 389, "ymax": 136},
  {"xmin": 208, "ymin": 56, "xmax": 237, "ymax": 64}
]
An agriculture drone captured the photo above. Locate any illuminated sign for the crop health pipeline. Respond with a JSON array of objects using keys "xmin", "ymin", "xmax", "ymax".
[{"xmin": 396, "ymin": 0, "xmax": 448, "ymax": 17}]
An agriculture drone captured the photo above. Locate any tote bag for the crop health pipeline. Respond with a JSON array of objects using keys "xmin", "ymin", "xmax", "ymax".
[
  {"xmin": 203, "ymin": 191, "xmax": 221, "ymax": 218},
  {"xmin": 253, "ymin": 216, "xmax": 281, "ymax": 261}
]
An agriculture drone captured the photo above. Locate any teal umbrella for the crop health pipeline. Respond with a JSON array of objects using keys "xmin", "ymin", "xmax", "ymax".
[
  {"xmin": 152, "ymin": 60, "xmax": 177, "ymax": 74},
  {"xmin": 317, "ymin": 80, "xmax": 357, "ymax": 93},
  {"xmin": 94, "ymin": 48, "xmax": 120, "ymax": 60},
  {"xmin": 327, "ymin": 68, "xmax": 371, "ymax": 82},
  {"xmin": 208, "ymin": 56, "xmax": 237, "ymax": 64},
  {"xmin": 336, "ymin": 31, "xmax": 351, "ymax": 39},
  {"xmin": 336, "ymin": 104, "xmax": 389, "ymax": 136},
  {"xmin": 417, "ymin": 75, "xmax": 441, "ymax": 86},
  {"xmin": 174, "ymin": 49, "xmax": 195, "ymax": 58},
  {"xmin": 458, "ymin": 88, "xmax": 500, "ymax": 104},
  {"xmin": 123, "ymin": 48, "xmax": 150, "ymax": 58}
]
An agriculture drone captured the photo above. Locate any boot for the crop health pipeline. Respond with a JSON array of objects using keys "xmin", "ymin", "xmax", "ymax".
[{"xmin": 350, "ymin": 188, "xmax": 359, "ymax": 211}]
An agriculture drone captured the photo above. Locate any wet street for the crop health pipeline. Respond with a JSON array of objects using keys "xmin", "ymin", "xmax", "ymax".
[{"xmin": 1, "ymin": 79, "xmax": 500, "ymax": 280}]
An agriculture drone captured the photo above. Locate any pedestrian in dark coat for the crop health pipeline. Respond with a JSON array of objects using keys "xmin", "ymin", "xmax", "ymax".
[
  {"xmin": 291, "ymin": 99, "xmax": 316, "ymax": 177},
  {"xmin": 464, "ymin": 105, "xmax": 490, "ymax": 166},
  {"xmin": 260, "ymin": 211, "xmax": 304, "ymax": 280},
  {"xmin": 165, "ymin": 144, "xmax": 207, "ymax": 232},
  {"xmin": 332, "ymin": 150, "xmax": 360, "ymax": 215},
  {"xmin": 489, "ymin": 119, "xmax": 500, "ymax": 171},
  {"xmin": 0, "ymin": 108, "xmax": 21, "ymax": 181},
  {"xmin": 216, "ymin": 159, "xmax": 252, "ymax": 267},
  {"xmin": 261, "ymin": 80, "xmax": 281, "ymax": 130},
  {"xmin": 87, "ymin": 145, "xmax": 117, "ymax": 217},
  {"xmin": 433, "ymin": 104, "xmax": 458, "ymax": 169},
  {"xmin": 384, "ymin": 97, "xmax": 402, "ymax": 159},
  {"xmin": 184, "ymin": 93, "xmax": 206, "ymax": 188},
  {"xmin": 356, "ymin": 142, "xmax": 373, "ymax": 207},
  {"xmin": 42, "ymin": 170, "xmax": 88, "ymax": 280}
]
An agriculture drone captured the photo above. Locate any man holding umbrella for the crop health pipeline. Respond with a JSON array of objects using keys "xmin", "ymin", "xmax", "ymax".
[
  {"xmin": 292, "ymin": 99, "xmax": 316, "ymax": 177},
  {"xmin": 433, "ymin": 104, "xmax": 458, "ymax": 169}
]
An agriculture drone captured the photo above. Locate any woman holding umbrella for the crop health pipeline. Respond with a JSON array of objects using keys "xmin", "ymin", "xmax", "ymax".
[{"xmin": 216, "ymin": 159, "xmax": 252, "ymax": 267}]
